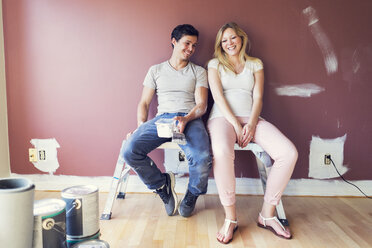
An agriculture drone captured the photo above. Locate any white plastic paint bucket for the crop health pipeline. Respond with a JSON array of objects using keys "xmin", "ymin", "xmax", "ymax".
[
  {"xmin": 32, "ymin": 198, "xmax": 67, "ymax": 248},
  {"xmin": 0, "ymin": 177, "xmax": 35, "ymax": 248},
  {"xmin": 71, "ymin": 239, "xmax": 110, "ymax": 248},
  {"xmin": 61, "ymin": 185, "xmax": 100, "ymax": 248}
]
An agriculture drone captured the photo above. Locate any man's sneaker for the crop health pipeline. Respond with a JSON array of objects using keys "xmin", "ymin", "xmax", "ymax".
[
  {"xmin": 155, "ymin": 172, "xmax": 178, "ymax": 216},
  {"xmin": 179, "ymin": 189, "xmax": 198, "ymax": 217}
]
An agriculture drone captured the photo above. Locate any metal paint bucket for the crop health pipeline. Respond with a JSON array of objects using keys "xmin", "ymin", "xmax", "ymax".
[
  {"xmin": 66, "ymin": 231, "xmax": 100, "ymax": 248},
  {"xmin": 0, "ymin": 177, "xmax": 35, "ymax": 248},
  {"xmin": 61, "ymin": 185, "xmax": 100, "ymax": 247},
  {"xmin": 71, "ymin": 239, "xmax": 110, "ymax": 248},
  {"xmin": 32, "ymin": 198, "xmax": 67, "ymax": 248}
]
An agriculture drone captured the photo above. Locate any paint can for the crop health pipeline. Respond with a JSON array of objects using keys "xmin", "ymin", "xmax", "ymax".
[
  {"xmin": 71, "ymin": 239, "xmax": 110, "ymax": 248},
  {"xmin": 32, "ymin": 198, "xmax": 67, "ymax": 248},
  {"xmin": 0, "ymin": 177, "xmax": 35, "ymax": 248},
  {"xmin": 66, "ymin": 231, "xmax": 100, "ymax": 248},
  {"xmin": 61, "ymin": 185, "xmax": 100, "ymax": 247}
]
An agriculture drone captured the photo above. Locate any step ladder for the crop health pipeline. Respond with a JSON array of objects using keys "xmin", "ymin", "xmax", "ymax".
[{"xmin": 101, "ymin": 140, "xmax": 289, "ymax": 226}]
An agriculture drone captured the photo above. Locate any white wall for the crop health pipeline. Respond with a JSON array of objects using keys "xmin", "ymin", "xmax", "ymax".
[{"xmin": 0, "ymin": 1, "xmax": 10, "ymax": 178}]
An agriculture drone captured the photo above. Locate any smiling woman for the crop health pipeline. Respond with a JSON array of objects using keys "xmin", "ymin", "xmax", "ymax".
[{"xmin": 207, "ymin": 22, "xmax": 297, "ymax": 243}]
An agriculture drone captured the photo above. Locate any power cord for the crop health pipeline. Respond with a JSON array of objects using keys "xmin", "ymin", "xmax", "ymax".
[{"xmin": 330, "ymin": 157, "xmax": 372, "ymax": 199}]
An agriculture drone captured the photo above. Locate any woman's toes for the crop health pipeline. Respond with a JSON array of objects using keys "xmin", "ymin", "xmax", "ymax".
[{"xmin": 284, "ymin": 229, "xmax": 291, "ymax": 238}]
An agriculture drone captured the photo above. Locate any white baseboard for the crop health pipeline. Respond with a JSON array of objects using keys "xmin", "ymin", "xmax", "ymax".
[{"xmin": 10, "ymin": 173, "xmax": 372, "ymax": 197}]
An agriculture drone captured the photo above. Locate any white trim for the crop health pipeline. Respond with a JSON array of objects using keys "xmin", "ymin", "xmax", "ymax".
[
  {"xmin": 11, "ymin": 173, "xmax": 372, "ymax": 197},
  {"xmin": 0, "ymin": 1, "xmax": 10, "ymax": 178}
]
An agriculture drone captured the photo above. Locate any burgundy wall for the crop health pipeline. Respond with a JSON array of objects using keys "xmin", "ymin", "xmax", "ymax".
[{"xmin": 3, "ymin": 0, "xmax": 372, "ymax": 179}]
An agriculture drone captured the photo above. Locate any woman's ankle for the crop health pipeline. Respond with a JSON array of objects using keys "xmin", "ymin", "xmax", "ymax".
[
  {"xmin": 260, "ymin": 201, "xmax": 276, "ymax": 217},
  {"xmin": 223, "ymin": 204, "xmax": 237, "ymax": 221}
]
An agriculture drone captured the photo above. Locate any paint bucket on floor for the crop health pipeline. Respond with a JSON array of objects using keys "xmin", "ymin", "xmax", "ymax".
[
  {"xmin": 61, "ymin": 185, "xmax": 100, "ymax": 248},
  {"xmin": 70, "ymin": 238, "xmax": 109, "ymax": 248},
  {"xmin": 0, "ymin": 177, "xmax": 35, "ymax": 248},
  {"xmin": 32, "ymin": 198, "xmax": 67, "ymax": 248},
  {"xmin": 66, "ymin": 231, "xmax": 100, "ymax": 247}
]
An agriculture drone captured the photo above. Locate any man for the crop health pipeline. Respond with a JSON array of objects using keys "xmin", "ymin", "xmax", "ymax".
[{"xmin": 122, "ymin": 24, "xmax": 212, "ymax": 217}]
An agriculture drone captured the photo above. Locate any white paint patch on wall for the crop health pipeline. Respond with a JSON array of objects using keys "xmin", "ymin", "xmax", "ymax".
[
  {"xmin": 275, "ymin": 83, "xmax": 325, "ymax": 97},
  {"xmin": 30, "ymin": 138, "xmax": 60, "ymax": 174},
  {"xmin": 309, "ymin": 135, "xmax": 348, "ymax": 179},
  {"xmin": 303, "ymin": 6, "xmax": 338, "ymax": 75}
]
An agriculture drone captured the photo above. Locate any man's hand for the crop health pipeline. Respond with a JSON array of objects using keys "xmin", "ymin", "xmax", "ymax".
[{"xmin": 173, "ymin": 116, "xmax": 190, "ymax": 133}]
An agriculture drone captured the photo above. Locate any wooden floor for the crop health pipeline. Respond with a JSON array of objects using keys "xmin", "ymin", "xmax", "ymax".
[{"xmin": 35, "ymin": 191, "xmax": 372, "ymax": 248}]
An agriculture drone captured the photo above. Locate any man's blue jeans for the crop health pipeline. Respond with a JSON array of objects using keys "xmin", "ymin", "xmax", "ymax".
[{"xmin": 122, "ymin": 113, "xmax": 212, "ymax": 196}]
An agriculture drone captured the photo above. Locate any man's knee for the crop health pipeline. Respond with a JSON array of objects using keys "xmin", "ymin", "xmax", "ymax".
[{"xmin": 122, "ymin": 139, "xmax": 141, "ymax": 165}]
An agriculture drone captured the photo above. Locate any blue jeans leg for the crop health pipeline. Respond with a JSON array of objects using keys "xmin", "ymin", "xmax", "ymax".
[
  {"xmin": 179, "ymin": 118, "xmax": 212, "ymax": 196},
  {"xmin": 121, "ymin": 114, "xmax": 171, "ymax": 190}
]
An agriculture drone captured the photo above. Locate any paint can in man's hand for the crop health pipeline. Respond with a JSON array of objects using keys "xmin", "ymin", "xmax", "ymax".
[
  {"xmin": 61, "ymin": 185, "xmax": 100, "ymax": 248},
  {"xmin": 32, "ymin": 198, "xmax": 67, "ymax": 248}
]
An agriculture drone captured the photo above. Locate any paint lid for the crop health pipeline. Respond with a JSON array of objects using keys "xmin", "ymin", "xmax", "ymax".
[
  {"xmin": 71, "ymin": 239, "xmax": 110, "ymax": 248},
  {"xmin": 62, "ymin": 185, "xmax": 98, "ymax": 198},
  {"xmin": 34, "ymin": 198, "xmax": 66, "ymax": 217}
]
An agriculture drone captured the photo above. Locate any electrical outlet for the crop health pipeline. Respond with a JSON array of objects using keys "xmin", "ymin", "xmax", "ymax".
[
  {"xmin": 324, "ymin": 154, "xmax": 331, "ymax": 165},
  {"xmin": 178, "ymin": 151, "xmax": 185, "ymax": 162},
  {"xmin": 29, "ymin": 148, "xmax": 37, "ymax": 162},
  {"xmin": 39, "ymin": 150, "xmax": 46, "ymax": 160}
]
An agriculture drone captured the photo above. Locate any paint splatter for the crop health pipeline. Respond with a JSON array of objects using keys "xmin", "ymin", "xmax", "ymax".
[
  {"xmin": 352, "ymin": 49, "xmax": 361, "ymax": 74},
  {"xmin": 303, "ymin": 6, "xmax": 338, "ymax": 75},
  {"xmin": 275, "ymin": 83, "xmax": 325, "ymax": 97}
]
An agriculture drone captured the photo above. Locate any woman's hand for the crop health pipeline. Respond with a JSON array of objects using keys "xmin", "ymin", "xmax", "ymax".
[
  {"xmin": 241, "ymin": 123, "xmax": 256, "ymax": 147},
  {"xmin": 233, "ymin": 123, "xmax": 244, "ymax": 147}
]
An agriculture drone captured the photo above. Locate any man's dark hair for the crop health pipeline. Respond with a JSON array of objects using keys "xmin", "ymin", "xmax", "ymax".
[{"xmin": 171, "ymin": 24, "xmax": 199, "ymax": 47}]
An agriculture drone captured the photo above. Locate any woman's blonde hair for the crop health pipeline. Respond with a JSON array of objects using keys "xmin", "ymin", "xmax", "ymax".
[{"xmin": 213, "ymin": 22, "xmax": 251, "ymax": 74}]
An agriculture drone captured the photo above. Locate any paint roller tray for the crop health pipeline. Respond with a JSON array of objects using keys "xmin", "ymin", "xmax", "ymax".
[{"xmin": 155, "ymin": 118, "xmax": 175, "ymax": 138}]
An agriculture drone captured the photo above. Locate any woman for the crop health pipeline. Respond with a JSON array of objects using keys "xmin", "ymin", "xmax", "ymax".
[{"xmin": 207, "ymin": 22, "xmax": 298, "ymax": 244}]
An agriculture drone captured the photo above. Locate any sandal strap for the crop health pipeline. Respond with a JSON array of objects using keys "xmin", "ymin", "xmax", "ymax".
[
  {"xmin": 223, "ymin": 219, "xmax": 238, "ymax": 236},
  {"xmin": 259, "ymin": 213, "xmax": 285, "ymax": 231}
]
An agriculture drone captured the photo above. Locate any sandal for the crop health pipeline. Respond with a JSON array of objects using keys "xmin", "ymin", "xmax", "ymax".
[
  {"xmin": 217, "ymin": 219, "xmax": 238, "ymax": 244},
  {"xmin": 257, "ymin": 213, "xmax": 292, "ymax": 239}
]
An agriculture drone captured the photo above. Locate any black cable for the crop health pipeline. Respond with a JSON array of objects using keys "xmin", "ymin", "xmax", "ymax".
[{"xmin": 330, "ymin": 158, "xmax": 372, "ymax": 199}]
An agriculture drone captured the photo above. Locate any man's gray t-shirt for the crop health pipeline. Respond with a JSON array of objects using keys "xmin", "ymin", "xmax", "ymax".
[{"xmin": 143, "ymin": 61, "xmax": 208, "ymax": 115}]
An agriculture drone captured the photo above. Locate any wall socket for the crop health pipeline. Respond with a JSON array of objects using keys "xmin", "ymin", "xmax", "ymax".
[
  {"xmin": 29, "ymin": 148, "xmax": 46, "ymax": 162},
  {"xmin": 324, "ymin": 154, "xmax": 331, "ymax": 165},
  {"xmin": 29, "ymin": 148, "xmax": 37, "ymax": 162}
]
